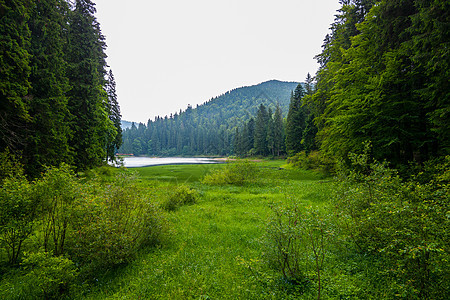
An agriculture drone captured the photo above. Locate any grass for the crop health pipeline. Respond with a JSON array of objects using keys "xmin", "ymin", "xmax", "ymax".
[{"xmin": 80, "ymin": 159, "xmax": 334, "ymax": 299}]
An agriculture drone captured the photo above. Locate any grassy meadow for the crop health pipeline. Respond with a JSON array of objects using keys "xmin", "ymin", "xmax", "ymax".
[{"xmin": 82, "ymin": 161, "xmax": 333, "ymax": 299}]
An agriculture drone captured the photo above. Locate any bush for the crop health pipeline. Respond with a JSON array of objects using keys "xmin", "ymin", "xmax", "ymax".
[
  {"xmin": 334, "ymin": 151, "xmax": 450, "ymax": 299},
  {"xmin": 161, "ymin": 185, "xmax": 198, "ymax": 211},
  {"xmin": 202, "ymin": 159, "xmax": 259, "ymax": 185},
  {"xmin": 21, "ymin": 251, "xmax": 78, "ymax": 299},
  {"xmin": 68, "ymin": 172, "xmax": 166, "ymax": 273},
  {"xmin": 288, "ymin": 151, "xmax": 335, "ymax": 174}
]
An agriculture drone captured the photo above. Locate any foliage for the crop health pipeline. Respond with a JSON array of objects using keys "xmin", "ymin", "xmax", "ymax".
[
  {"xmin": 161, "ymin": 185, "xmax": 198, "ymax": 211},
  {"xmin": 0, "ymin": 177, "xmax": 38, "ymax": 265},
  {"xmin": 287, "ymin": 151, "xmax": 335, "ymax": 174},
  {"xmin": 0, "ymin": 0, "xmax": 121, "ymax": 176},
  {"xmin": 21, "ymin": 251, "xmax": 78, "ymax": 299},
  {"xmin": 334, "ymin": 149, "xmax": 450, "ymax": 299},
  {"xmin": 68, "ymin": 171, "xmax": 166, "ymax": 273},
  {"xmin": 119, "ymin": 80, "xmax": 298, "ymax": 157},
  {"xmin": 202, "ymin": 160, "xmax": 259, "ymax": 185}
]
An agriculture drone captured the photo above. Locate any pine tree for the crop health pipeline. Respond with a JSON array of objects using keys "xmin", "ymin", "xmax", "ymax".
[
  {"xmin": 25, "ymin": 0, "xmax": 72, "ymax": 175},
  {"xmin": 254, "ymin": 104, "xmax": 269, "ymax": 155},
  {"xmin": 66, "ymin": 0, "xmax": 113, "ymax": 169},
  {"xmin": 285, "ymin": 84, "xmax": 306, "ymax": 155},
  {"xmin": 0, "ymin": 0, "xmax": 31, "ymax": 154},
  {"xmin": 105, "ymin": 69, "xmax": 122, "ymax": 161},
  {"xmin": 273, "ymin": 104, "xmax": 285, "ymax": 156}
]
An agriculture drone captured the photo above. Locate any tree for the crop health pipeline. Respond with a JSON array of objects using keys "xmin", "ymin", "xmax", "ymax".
[
  {"xmin": 66, "ymin": 0, "xmax": 113, "ymax": 169},
  {"xmin": 285, "ymin": 85, "xmax": 306, "ymax": 155},
  {"xmin": 105, "ymin": 69, "xmax": 122, "ymax": 161},
  {"xmin": 273, "ymin": 104, "xmax": 285, "ymax": 156},
  {"xmin": 0, "ymin": 0, "xmax": 31, "ymax": 155},
  {"xmin": 254, "ymin": 104, "xmax": 270, "ymax": 155},
  {"xmin": 25, "ymin": 0, "xmax": 72, "ymax": 176}
]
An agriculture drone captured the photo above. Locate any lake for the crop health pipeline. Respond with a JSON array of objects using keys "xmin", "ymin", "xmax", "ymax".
[{"xmin": 115, "ymin": 157, "xmax": 221, "ymax": 168}]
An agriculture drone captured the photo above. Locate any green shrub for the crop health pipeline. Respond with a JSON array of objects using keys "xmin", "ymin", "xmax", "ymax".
[
  {"xmin": 334, "ymin": 151, "xmax": 450, "ymax": 299},
  {"xmin": 288, "ymin": 151, "xmax": 335, "ymax": 174},
  {"xmin": 202, "ymin": 160, "xmax": 259, "ymax": 185},
  {"xmin": 21, "ymin": 251, "xmax": 78, "ymax": 299},
  {"xmin": 68, "ymin": 172, "xmax": 166, "ymax": 273},
  {"xmin": 161, "ymin": 185, "xmax": 198, "ymax": 211}
]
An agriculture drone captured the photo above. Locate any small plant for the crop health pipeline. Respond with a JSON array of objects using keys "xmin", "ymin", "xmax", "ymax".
[
  {"xmin": 161, "ymin": 185, "xmax": 198, "ymax": 211},
  {"xmin": 202, "ymin": 159, "xmax": 259, "ymax": 185}
]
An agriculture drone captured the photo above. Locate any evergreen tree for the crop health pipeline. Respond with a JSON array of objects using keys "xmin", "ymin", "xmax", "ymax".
[
  {"xmin": 254, "ymin": 104, "xmax": 269, "ymax": 155},
  {"xmin": 273, "ymin": 104, "xmax": 285, "ymax": 156},
  {"xmin": 25, "ymin": 0, "xmax": 72, "ymax": 175},
  {"xmin": 105, "ymin": 69, "xmax": 122, "ymax": 161},
  {"xmin": 285, "ymin": 84, "xmax": 306, "ymax": 155},
  {"xmin": 66, "ymin": 0, "xmax": 113, "ymax": 169},
  {"xmin": 0, "ymin": 0, "xmax": 31, "ymax": 154}
]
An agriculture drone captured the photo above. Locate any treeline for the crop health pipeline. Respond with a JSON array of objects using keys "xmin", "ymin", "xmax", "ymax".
[
  {"xmin": 119, "ymin": 80, "xmax": 298, "ymax": 156},
  {"xmin": 0, "ymin": 0, "xmax": 121, "ymax": 177},
  {"xmin": 296, "ymin": 0, "xmax": 449, "ymax": 170}
]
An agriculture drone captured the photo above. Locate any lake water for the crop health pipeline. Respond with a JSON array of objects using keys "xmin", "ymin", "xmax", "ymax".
[{"xmin": 115, "ymin": 157, "xmax": 221, "ymax": 168}]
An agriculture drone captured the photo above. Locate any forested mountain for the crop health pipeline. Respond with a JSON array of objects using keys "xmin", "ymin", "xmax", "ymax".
[
  {"xmin": 119, "ymin": 80, "xmax": 299, "ymax": 156},
  {"xmin": 0, "ymin": 0, "xmax": 121, "ymax": 176}
]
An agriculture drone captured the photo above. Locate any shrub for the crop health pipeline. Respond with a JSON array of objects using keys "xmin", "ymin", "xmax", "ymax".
[
  {"xmin": 161, "ymin": 185, "xmax": 198, "ymax": 211},
  {"xmin": 334, "ymin": 151, "xmax": 450, "ymax": 299},
  {"xmin": 202, "ymin": 159, "xmax": 259, "ymax": 185},
  {"xmin": 68, "ymin": 172, "xmax": 166, "ymax": 273},
  {"xmin": 288, "ymin": 151, "xmax": 335, "ymax": 174},
  {"xmin": 21, "ymin": 251, "xmax": 78, "ymax": 299}
]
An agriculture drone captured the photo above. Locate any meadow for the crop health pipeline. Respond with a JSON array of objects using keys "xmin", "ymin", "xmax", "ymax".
[{"xmin": 82, "ymin": 161, "xmax": 333, "ymax": 299}]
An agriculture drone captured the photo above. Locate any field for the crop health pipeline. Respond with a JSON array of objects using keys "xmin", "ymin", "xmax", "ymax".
[{"xmin": 83, "ymin": 160, "xmax": 333, "ymax": 299}]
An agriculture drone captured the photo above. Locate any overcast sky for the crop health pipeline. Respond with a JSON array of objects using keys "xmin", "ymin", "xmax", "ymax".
[{"xmin": 94, "ymin": 0, "xmax": 341, "ymax": 123}]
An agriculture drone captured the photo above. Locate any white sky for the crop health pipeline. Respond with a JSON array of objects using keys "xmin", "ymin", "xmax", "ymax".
[{"xmin": 94, "ymin": 0, "xmax": 341, "ymax": 123}]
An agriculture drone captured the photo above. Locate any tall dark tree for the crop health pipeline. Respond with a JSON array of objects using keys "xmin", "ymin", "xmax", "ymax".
[
  {"xmin": 66, "ymin": 0, "xmax": 113, "ymax": 169},
  {"xmin": 0, "ymin": 0, "xmax": 31, "ymax": 155},
  {"xmin": 105, "ymin": 69, "xmax": 122, "ymax": 161},
  {"xmin": 254, "ymin": 104, "xmax": 269, "ymax": 155},
  {"xmin": 25, "ymin": 0, "xmax": 72, "ymax": 175},
  {"xmin": 285, "ymin": 84, "xmax": 306, "ymax": 155},
  {"xmin": 272, "ymin": 104, "xmax": 285, "ymax": 156}
]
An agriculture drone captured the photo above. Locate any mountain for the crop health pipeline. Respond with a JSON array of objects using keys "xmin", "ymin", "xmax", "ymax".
[
  {"xmin": 119, "ymin": 80, "xmax": 301, "ymax": 156},
  {"xmin": 121, "ymin": 120, "xmax": 134, "ymax": 130}
]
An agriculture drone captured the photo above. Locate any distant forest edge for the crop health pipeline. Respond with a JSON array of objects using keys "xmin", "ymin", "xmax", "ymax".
[{"xmin": 119, "ymin": 80, "xmax": 300, "ymax": 157}]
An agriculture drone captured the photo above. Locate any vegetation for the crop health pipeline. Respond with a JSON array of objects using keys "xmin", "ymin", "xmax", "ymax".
[
  {"xmin": 0, "ymin": 0, "xmax": 122, "ymax": 176},
  {"xmin": 119, "ymin": 80, "xmax": 298, "ymax": 157}
]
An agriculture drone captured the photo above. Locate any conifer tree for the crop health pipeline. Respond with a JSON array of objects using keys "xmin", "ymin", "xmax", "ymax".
[
  {"xmin": 285, "ymin": 84, "xmax": 306, "ymax": 155},
  {"xmin": 0, "ymin": 0, "xmax": 31, "ymax": 154},
  {"xmin": 66, "ymin": 0, "xmax": 113, "ymax": 169},
  {"xmin": 25, "ymin": 0, "xmax": 72, "ymax": 175},
  {"xmin": 105, "ymin": 69, "xmax": 122, "ymax": 161},
  {"xmin": 254, "ymin": 104, "xmax": 269, "ymax": 155}
]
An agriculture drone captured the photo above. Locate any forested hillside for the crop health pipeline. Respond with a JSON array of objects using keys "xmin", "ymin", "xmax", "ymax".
[
  {"xmin": 119, "ymin": 80, "xmax": 299, "ymax": 156},
  {"xmin": 0, "ymin": 0, "xmax": 121, "ymax": 177}
]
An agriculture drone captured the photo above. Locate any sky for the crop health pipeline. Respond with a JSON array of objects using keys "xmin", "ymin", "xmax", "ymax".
[{"xmin": 94, "ymin": 0, "xmax": 341, "ymax": 123}]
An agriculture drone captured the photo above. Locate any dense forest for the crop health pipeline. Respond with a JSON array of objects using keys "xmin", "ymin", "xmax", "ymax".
[
  {"xmin": 0, "ymin": 0, "xmax": 121, "ymax": 177},
  {"xmin": 119, "ymin": 80, "xmax": 299, "ymax": 156}
]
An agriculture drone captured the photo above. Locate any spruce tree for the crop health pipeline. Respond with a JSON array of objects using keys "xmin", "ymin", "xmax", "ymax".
[
  {"xmin": 285, "ymin": 84, "xmax": 306, "ymax": 155},
  {"xmin": 25, "ymin": 0, "xmax": 72, "ymax": 175},
  {"xmin": 254, "ymin": 104, "xmax": 269, "ymax": 155},
  {"xmin": 105, "ymin": 69, "xmax": 122, "ymax": 161},
  {"xmin": 0, "ymin": 0, "xmax": 31, "ymax": 154},
  {"xmin": 66, "ymin": 0, "xmax": 113, "ymax": 169}
]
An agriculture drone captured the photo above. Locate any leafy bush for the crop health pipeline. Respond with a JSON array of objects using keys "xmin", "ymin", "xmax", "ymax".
[
  {"xmin": 21, "ymin": 251, "xmax": 78, "ymax": 299},
  {"xmin": 334, "ymin": 151, "xmax": 450, "ymax": 299},
  {"xmin": 202, "ymin": 160, "xmax": 259, "ymax": 185},
  {"xmin": 68, "ymin": 172, "xmax": 166, "ymax": 273},
  {"xmin": 264, "ymin": 204, "xmax": 336, "ymax": 298},
  {"xmin": 0, "ymin": 178, "xmax": 39, "ymax": 265},
  {"xmin": 161, "ymin": 185, "xmax": 198, "ymax": 211},
  {"xmin": 288, "ymin": 151, "xmax": 335, "ymax": 174}
]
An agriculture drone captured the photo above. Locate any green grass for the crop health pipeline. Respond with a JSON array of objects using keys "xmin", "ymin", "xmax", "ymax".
[{"xmin": 82, "ymin": 160, "xmax": 334, "ymax": 299}]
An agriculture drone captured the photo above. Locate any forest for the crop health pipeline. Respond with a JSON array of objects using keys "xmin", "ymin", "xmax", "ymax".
[{"xmin": 1, "ymin": 0, "xmax": 449, "ymax": 299}]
